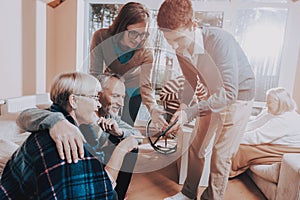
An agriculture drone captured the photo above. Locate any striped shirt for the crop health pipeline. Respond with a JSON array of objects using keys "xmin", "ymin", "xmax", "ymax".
[
  {"xmin": 159, "ymin": 75, "xmax": 208, "ymax": 112},
  {"xmin": 160, "ymin": 75, "xmax": 185, "ymax": 112},
  {"xmin": 0, "ymin": 105, "xmax": 115, "ymax": 200}
]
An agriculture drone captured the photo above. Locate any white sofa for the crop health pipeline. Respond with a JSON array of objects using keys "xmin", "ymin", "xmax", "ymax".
[
  {"xmin": 0, "ymin": 94, "xmax": 51, "ymax": 176},
  {"xmin": 0, "ymin": 112, "xmax": 31, "ymax": 175},
  {"xmin": 247, "ymin": 153, "xmax": 300, "ymax": 200}
]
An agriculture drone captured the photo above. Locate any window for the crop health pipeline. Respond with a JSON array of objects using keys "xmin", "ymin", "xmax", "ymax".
[
  {"xmin": 89, "ymin": 4, "xmax": 122, "ymax": 40},
  {"xmin": 235, "ymin": 7, "xmax": 288, "ymax": 101}
]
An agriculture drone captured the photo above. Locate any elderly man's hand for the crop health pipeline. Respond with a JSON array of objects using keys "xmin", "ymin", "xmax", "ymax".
[
  {"xmin": 49, "ymin": 119, "xmax": 86, "ymax": 164},
  {"xmin": 98, "ymin": 117, "xmax": 123, "ymax": 137}
]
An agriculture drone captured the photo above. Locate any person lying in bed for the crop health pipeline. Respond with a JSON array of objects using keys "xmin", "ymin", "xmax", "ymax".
[
  {"xmin": 230, "ymin": 87, "xmax": 300, "ymax": 177},
  {"xmin": 15, "ymin": 73, "xmax": 141, "ymax": 200}
]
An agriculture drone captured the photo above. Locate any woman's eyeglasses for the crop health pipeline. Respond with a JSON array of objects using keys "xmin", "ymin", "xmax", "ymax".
[
  {"xmin": 74, "ymin": 94, "xmax": 100, "ymax": 101},
  {"xmin": 127, "ymin": 29, "xmax": 149, "ymax": 40}
]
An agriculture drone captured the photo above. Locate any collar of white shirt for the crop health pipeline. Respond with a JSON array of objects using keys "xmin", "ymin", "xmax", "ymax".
[
  {"xmin": 194, "ymin": 27, "xmax": 205, "ymax": 55},
  {"xmin": 181, "ymin": 27, "xmax": 205, "ymax": 62}
]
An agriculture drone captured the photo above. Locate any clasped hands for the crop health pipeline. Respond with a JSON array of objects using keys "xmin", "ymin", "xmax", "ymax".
[{"xmin": 98, "ymin": 117, "xmax": 123, "ymax": 137}]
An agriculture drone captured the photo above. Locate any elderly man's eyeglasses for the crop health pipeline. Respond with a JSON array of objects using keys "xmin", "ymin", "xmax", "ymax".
[
  {"xmin": 74, "ymin": 94, "xmax": 100, "ymax": 101},
  {"xmin": 127, "ymin": 29, "xmax": 149, "ymax": 40}
]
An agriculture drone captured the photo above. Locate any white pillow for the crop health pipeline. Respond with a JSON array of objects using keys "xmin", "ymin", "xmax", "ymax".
[{"xmin": 250, "ymin": 163, "xmax": 281, "ymax": 183}]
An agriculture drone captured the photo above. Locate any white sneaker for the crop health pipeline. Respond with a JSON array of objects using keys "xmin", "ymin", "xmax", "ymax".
[{"xmin": 164, "ymin": 192, "xmax": 194, "ymax": 200}]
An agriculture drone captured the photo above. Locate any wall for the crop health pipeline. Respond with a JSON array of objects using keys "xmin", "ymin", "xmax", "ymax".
[
  {"xmin": 0, "ymin": 0, "xmax": 47, "ymax": 99},
  {"xmin": 278, "ymin": 5, "xmax": 300, "ymax": 102},
  {"xmin": 22, "ymin": 0, "xmax": 37, "ymax": 95},
  {"xmin": 281, "ymin": 5, "xmax": 300, "ymax": 109},
  {"xmin": 293, "ymin": 48, "xmax": 300, "ymax": 108},
  {"xmin": 52, "ymin": 0, "xmax": 77, "ymax": 75},
  {"xmin": 36, "ymin": 0, "xmax": 47, "ymax": 94},
  {"xmin": 0, "ymin": 0, "xmax": 23, "ymax": 99},
  {"xmin": 76, "ymin": 0, "xmax": 85, "ymax": 71},
  {"xmin": 46, "ymin": 6, "xmax": 56, "ymax": 91},
  {"xmin": 46, "ymin": 0, "xmax": 78, "ymax": 91},
  {"xmin": 291, "ymin": 6, "xmax": 300, "ymax": 108}
]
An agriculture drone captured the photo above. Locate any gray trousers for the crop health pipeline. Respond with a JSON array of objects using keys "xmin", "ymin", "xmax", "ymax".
[{"xmin": 182, "ymin": 100, "xmax": 253, "ymax": 200}]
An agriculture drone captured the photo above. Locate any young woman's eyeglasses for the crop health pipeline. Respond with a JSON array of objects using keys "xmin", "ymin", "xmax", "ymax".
[
  {"xmin": 127, "ymin": 29, "xmax": 149, "ymax": 40},
  {"xmin": 74, "ymin": 94, "xmax": 100, "ymax": 101}
]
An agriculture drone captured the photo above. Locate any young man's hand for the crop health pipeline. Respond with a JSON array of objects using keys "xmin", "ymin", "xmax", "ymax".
[
  {"xmin": 150, "ymin": 105, "xmax": 168, "ymax": 130},
  {"xmin": 167, "ymin": 109, "xmax": 188, "ymax": 135}
]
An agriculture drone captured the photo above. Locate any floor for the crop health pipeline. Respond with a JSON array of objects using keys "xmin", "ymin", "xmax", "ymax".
[{"xmin": 126, "ymin": 143, "xmax": 267, "ymax": 200}]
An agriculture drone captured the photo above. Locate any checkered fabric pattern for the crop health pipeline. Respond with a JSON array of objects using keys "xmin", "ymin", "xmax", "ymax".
[{"xmin": 0, "ymin": 105, "xmax": 115, "ymax": 200}]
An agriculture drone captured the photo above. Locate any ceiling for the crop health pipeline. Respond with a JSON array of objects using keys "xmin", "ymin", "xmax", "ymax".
[{"xmin": 47, "ymin": 0, "xmax": 65, "ymax": 8}]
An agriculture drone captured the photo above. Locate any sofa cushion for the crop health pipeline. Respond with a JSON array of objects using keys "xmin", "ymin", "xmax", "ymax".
[
  {"xmin": 0, "ymin": 139, "xmax": 19, "ymax": 175},
  {"xmin": 247, "ymin": 170, "xmax": 277, "ymax": 200},
  {"xmin": 249, "ymin": 163, "xmax": 281, "ymax": 183},
  {"xmin": 0, "ymin": 120, "xmax": 30, "ymax": 145},
  {"xmin": 0, "ymin": 113, "xmax": 31, "ymax": 176},
  {"xmin": 276, "ymin": 154, "xmax": 300, "ymax": 200},
  {"xmin": 0, "ymin": 113, "xmax": 31, "ymax": 144},
  {"xmin": 0, "ymin": 112, "xmax": 20, "ymax": 121}
]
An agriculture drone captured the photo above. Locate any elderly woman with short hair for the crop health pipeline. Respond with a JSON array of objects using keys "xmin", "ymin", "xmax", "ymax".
[
  {"xmin": 0, "ymin": 72, "xmax": 138, "ymax": 199},
  {"xmin": 230, "ymin": 87, "xmax": 300, "ymax": 177}
]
